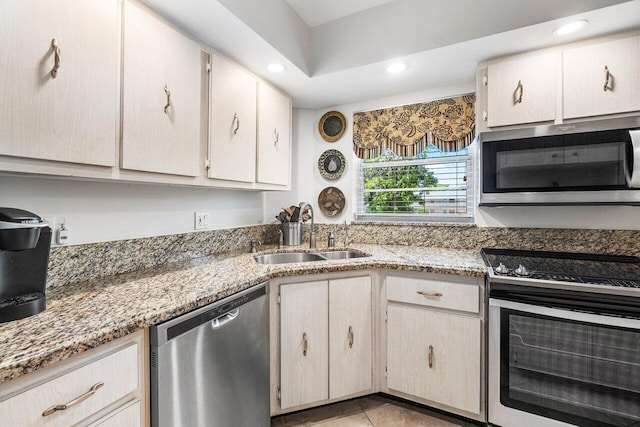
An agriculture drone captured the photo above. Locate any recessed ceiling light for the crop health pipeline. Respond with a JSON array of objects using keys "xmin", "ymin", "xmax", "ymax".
[
  {"xmin": 386, "ymin": 62, "xmax": 407, "ymax": 74},
  {"xmin": 553, "ymin": 20, "xmax": 588, "ymax": 36},
  {"xmin": 267, "ymin": 63, "xmax": 285, "ymax": 72}
]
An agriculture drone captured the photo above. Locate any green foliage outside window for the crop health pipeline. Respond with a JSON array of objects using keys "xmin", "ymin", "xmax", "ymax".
[{"xmin": 363, "ymin": 150, "xmax": 438, "ymax": 213}]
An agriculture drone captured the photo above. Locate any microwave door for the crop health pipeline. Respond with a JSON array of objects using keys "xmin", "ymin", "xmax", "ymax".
[{"xmin": 627, "ymin": 129, "xmax": 640, "ymax": 188}]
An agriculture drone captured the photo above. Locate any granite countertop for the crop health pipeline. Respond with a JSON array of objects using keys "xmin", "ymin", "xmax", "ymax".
[{"xmin": 0, "ymin": 244, "xmax": 486, "ymax": 384}]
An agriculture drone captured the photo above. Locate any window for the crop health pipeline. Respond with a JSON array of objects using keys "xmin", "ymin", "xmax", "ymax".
[{"xmin": 356, "ymin": 145, "xmax": 473, "ymax": 222}]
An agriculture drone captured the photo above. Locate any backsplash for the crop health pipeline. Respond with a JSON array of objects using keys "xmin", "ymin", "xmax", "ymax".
[
  {"xmin": 315, "ymin": 222, "xmax": 640, "ymax": 256},
  {"xmin": 47, "ymin": 222, "xmax": 640, "ymax": 288},
  {"xmin": 47, "ymin": 225, "xmax": 278, "ymax": 288}
]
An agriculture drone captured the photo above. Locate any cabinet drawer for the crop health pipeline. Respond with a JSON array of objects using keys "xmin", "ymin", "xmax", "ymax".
[
  {"xmin": 386, "ymin": 276, "xmax": 479, "ymax": 313},
  {"xmin": 0, "ymin": 343, "xmax": 139, "ymax": 427}
]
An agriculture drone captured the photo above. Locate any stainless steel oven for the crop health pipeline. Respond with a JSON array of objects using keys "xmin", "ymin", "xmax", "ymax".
[
  {"xmin": 480, "ymin": 116, "xmax": 640, "ymax": 206},
  {"xmin": 483, "ymin": 249, "xmax": 640, "ymax": 427}
]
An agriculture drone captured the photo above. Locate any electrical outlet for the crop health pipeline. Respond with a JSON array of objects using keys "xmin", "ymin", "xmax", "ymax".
[{"xmin": 194, "ymin": 212, "xmax": 210, "ymax": 230}]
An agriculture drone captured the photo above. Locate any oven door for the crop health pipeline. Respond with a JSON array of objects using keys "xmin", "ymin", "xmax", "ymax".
[{"xmin": 489, "ymin": 298, "xmax": 640, "ymax": 427}]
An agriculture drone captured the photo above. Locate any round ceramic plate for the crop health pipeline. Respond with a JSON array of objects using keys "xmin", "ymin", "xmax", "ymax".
[
  {"xmin": 318, "ymin": 149, "xmax": 346, "ymax": 180},
  {"xmin": 318, "ymin": 187, "xmax": 346, "ymax": 217},
  {"xmin": 318, "ymin": 111, "xmax": 346, "ymax": 142}
]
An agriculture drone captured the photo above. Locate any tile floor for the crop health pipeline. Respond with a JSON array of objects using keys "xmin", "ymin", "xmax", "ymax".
[{"xmin": 270, "ymin": 395, "xmax": 479, "ymax": 427}]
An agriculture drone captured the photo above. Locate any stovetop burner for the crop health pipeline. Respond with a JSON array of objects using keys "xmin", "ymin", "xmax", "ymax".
[{"xmin": 481, "ymin": 248, "xmax": 640, "ymax": 290}]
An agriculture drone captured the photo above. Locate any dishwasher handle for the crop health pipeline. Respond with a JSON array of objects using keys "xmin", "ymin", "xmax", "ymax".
[{"xmin": 211, "ymin": 308, "xmax": 239, "ymax": 328}]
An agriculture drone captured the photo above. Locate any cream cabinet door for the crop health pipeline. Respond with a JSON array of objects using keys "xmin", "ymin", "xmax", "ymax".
[
  {"xmin": 0, "ymin": 0, "xmax": 118, "ymax": 166},
  {"xmin": 387, "ymin": 305, "xmax": 481, "ymax": 414},
  {"xmin": 329, "ymin": 277, "xmax": 372, "ymax": 400},
  {"xmin": 280, "ymin": 280, "xmax": 329, "ymax": 409},
  {"xmin": 257, "ymin": 82, "xmax": 291, "ymax": 186},
  {"xmin": 209, "ymin": 54, "xmax": 257, "ymax": 183},
  {"xmin": 563, "ymin": 36, "xmax": 640, "ymax": 119},
  {"xmin": 487, "ymin": 52, "xmax": 556, "ymax": 127},
  {"xmin": 91, "ymin": 400, "xmax": 141, "ymax": 427},
  {"xmin": 122, "ymin": 0, "xmax": 201, "ymax": 177}
]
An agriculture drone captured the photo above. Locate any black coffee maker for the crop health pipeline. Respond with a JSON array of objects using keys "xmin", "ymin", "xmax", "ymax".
[{"xmin": 0, "ymin": 208, "xmax": 51, "ymax": 323}]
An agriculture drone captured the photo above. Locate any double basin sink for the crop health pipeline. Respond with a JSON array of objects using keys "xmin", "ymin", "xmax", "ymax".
[{"xmin": 254, "ymin": 250, "xmax": 369, "ymax": 265}]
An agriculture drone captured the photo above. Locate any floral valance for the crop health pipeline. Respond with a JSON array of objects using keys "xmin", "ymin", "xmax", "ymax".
[{"xmin": 352, "ymin": 94, "xmax": 475, "ymax": 159}]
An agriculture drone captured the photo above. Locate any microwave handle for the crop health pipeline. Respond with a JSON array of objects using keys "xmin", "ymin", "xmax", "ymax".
[{"xmin": 629, "ymin": 130, "xmax": 640, "ymax": 188}]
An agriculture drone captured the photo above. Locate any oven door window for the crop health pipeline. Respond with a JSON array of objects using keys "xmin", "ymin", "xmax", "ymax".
[
  {"xmin": 500, "ymin": 308, "xmax": 640, "ymax": 427},
  {"xmin": 483, "ymin": 130, "xmax": 632, "ymax": 193}
]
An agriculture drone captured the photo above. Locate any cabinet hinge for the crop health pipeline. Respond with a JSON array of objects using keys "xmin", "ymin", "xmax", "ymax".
[
  {"xmin": 277, "ymin": 387, "xmax": 281, "ymax": 401},
  {"xmin": 483, "ymin": 110, "xmax": 488, "ymax": 122},
  {"xmin": 277, "ymin": 293, "xmax": 281, "ymax": 304},
  {"xmin": 483, "ymin": 73, "xmax": 488, "ymax": 86},
  {"xmin": 206, "ymin": 62, "xmax": 212, "ymax": 73},
  {"xmin": 205, "ymin": 159, "xmax": 210, "ymax": 170}
]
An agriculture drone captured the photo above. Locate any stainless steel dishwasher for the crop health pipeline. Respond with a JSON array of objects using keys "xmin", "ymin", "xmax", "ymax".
[{"xmin": 150, "ymin": 282, "xmax": 269, "ymax": 427}]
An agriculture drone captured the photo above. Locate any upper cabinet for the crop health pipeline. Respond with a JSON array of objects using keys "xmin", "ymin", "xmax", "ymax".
[
  {"xmin": 0, "ymin": 0, "xmax": 118, "ymax": 166},
  {"xmin": 121, "ymin": 0, "xmax": 202, "ymax": 177},
  {"xmin": 563, "ymin": 36, "xmax": 640, "ymax": 119},
  {"xmin": 480, "ymin": 32, "xmax": 640, "ymax": 131},
  {"xmin": 486, "ymin": 52, "xmax": 557, "ymax": 128},
  {"xmin": 209, "ymin": 54, "xmax": 257, "ymax": 183},
  {"xmin": 257, "ymin": 82, "xmax": 291, "ymax": 186}
]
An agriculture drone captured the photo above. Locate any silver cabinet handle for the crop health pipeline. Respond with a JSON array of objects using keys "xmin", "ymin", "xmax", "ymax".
[
  {"xmin": 302, "ymin": 332, "xmax": 308, "ymax": 356},
  {"xmin": 164, "ymin": 85, "xmax": 171, "ymax": 114},
  {"xmin": 274, "ymin": 128, "xmax": 279, "ymax": 146},
  {"xmin": 42, "ymin": 382, "xmax": 104, "ymax": 416},
  {"xmin": 348, "ymin": 326, "xmax": 354, "ymax": 348},
  {"xmin": 514, "ymin": 80, "xmax": 523, "ymax": 104},
  {"xmin": 428, "ymin": 345, "xmax": 434, "ymax": 368},
  {"xmin": 603, "ymin": 65, "xmax": 612, "ymax": 91},
  {"xmin": 417, "ymin": 291, "xmax": 443, "ymax": 298},
  {"xmin": 233, "ymin": 113, "xmax": 240, "ymax": 135},
  {"xmin": 51, "ymin": 39, "xmax": 61, "ymax": 78}
]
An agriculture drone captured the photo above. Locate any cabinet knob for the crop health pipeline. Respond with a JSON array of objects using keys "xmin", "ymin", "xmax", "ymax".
[
  {"xmin": 164, "ymin": 85, "xmax": 171, "ymax": 114},
  {"xmin": 51, "ymin": 39, "xmax": 61, "ymax": 78},
  {"xmin": 233, "ymin": 113, "xmax": 240, "ymax": 135},
  {"xmin": 42, "ymin": 382, "xmax": 104, "ymax": 416},
  {"xmin": 274, "ymin": 128, "xmax": 279, "ymax": 146},
  {"xmin": 348, "ymin": 326, "xmax": 354, "ymax": 348},
  {"xmin": 302, "ymin": 332, "xmax": 308, "ymax": 356},
  {"xmin": 514, "ymin": 80, "xmax": 523, "ymax": 104},
  {"xmin": 428, "ymin": 345, "xmax": 434, "ymax": 368},
  {"xmin": 417, "ymin": 291, "xmax": 443, "ymax": 298},
  {"xmin": 603, "ymin": 65, "xmax": 612, "ymax": 91}
]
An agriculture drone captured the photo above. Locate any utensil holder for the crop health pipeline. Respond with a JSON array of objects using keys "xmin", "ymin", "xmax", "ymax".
[{"xmin": 280, "ymin": 222, "xmax": 304, "ymax": 246}]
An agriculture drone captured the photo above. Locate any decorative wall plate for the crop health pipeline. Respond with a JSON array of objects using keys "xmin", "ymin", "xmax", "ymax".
[
  {"xmin": 318, "ymin": 110, "xmax": 346, "ymax": 142},
  {"xmin": 318, "ymin": 149, "xmax": 346, "ymax": 180},
  {"xmin": 318, "ymin": 187, "xmax": 345, "ymax": 217}
]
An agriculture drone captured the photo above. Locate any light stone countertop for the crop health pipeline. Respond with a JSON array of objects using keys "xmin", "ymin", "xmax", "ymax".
[{"xmin": 0, "ymin": 244, "xmax": 486, "ymax": 384}]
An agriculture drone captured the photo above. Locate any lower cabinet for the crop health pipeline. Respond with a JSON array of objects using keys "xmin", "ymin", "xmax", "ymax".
[
  {"xmin": 279, "ymin": 276, "xmax": 373, "ymax": 410},
  {"xmin": 387, "ymin": 306, "xmax": 481, "ymax": 414},
  {"xmin": 385, "ymin": 274, "xmax": 483, "ymax": 417},
  {"xmin": 0, "ymin": 330, "xmax": 145, "ymax": 427}
]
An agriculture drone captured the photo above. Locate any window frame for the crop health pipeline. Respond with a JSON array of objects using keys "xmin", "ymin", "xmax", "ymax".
[{"xmin": 355, "ymin": 151, "xmax": 474, "ymax": 223}]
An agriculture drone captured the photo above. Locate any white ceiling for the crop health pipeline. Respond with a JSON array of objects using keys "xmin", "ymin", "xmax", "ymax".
[
  {"xmin": 142, "ymin": 0, "xmax": 640, "ymax": 109},
  {"xmin": 285, "ymin": 0, "xmax": 398, "ymax": 27}
]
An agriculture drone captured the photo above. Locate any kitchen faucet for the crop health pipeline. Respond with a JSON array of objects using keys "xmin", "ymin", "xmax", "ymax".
[
  {"xmin": 299, "ymin": 202, "xmax": 316, "ymax": 249},
  {"xmin": 343, "ymin": 220, "xmax": 351, "ymax": 247}
]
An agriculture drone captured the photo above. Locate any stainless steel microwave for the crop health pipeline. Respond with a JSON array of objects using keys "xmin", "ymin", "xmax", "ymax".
[{"xmin": 480, "ymin": 116, "xmax": 640, "ymax": 206}]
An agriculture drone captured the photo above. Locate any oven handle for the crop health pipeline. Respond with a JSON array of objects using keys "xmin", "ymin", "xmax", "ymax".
[
  {"xmin": 489, "ymin": 298, "xmax": 640, "ymax": 329},
  {"xmin": 628, "ymin": 129, "xmax": 640, "ymax": 188}
]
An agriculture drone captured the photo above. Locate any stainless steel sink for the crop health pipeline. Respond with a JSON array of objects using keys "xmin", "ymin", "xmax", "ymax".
[
  {"xmin": 254, "ymin": 250, "xmax": 369, "ymax": 265},
  {"xmin": 318, "ymin": 250, "xmax": 369, "ymax": 260},
  {"xmin": 254, "ymin": 252, "xmax": 326, "ymax": 265}
]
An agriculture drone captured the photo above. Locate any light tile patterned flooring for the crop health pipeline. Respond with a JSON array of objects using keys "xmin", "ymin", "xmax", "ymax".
[{"xmin": 271, "ymin": 395, "xmax": 479, "ymax": 427}]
